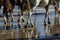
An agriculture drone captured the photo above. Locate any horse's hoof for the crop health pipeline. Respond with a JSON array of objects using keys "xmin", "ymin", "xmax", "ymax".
[
  {"xmin": 30, "ymin": 23, "xmax": 34, "ymax": 27},
  {"xmin": 44, "ymin": 23, "xmax": 47, "ymax": 26},
  {"xmin": 11, "ymin": 18, "xmax": 14, "ymax": 22},
  {"xmin": 11, "ymin": 20, "xmax": 14, "ymax": 22},
  {"xmin": 22, "ymin": 18, "xmax": 25, "ymax": 23},
  {"xmin": 6, "ymin": 26, "xmax": 10, "ymax": 30},
  {"xmin": 48, "ymin": 21, "xmax": 51, "ymax": 24},
  {"xmin": 44, "ymin": 21, "xmax": 47, "ymax": 26},
  {"xmin": 4, "ymin": 22, "xmax": 6, "ymax": 24},
  {"xmin": 7, "ymin": 21, "xmax": 10, "ymax": 23},
  {"xmin": 18, "ymin": 14, "xmax": 20, "ymax": 16},
  {"xmin": 18, "ymin": 24, "xmax": 21, "ymax": 28},
  {"xmin": 18, "ymin": 19, "xmax": 20, "ymax": 22},
  {"xmin": 4, "ymin": 20, "xmax": 7, "ymax": 24}
]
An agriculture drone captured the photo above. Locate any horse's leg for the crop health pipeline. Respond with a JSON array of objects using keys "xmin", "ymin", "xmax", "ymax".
[
  {"xmin": 53, "ymin": 1, "xmax": 59, "ymax": 26},
  {"xmin": 10, "ymin": 10, "xmax": 14, "ymax": 22},
  {"xmin": 54, "ymin": 3, "xmax": 59, "ymax": 17},
  {"xmin": 18, "ymin": 6, "xmax": 21, "ymax": 28},
  {"xmin": 29, "ymin": 10, "xmax": 33, "ymax": 26},
  {"xmin": 18, "ymin": 6, "xmax": 25, "ymax": 28},
  {"xmin": 44, "ymin": 6, "xmax": 50, "ymax": 35},
  {"xmin": 44, "ymin": 7, "xmax": 47, "ymax": 26},
  {"xmin": 4, "ymin": 12, "xmax": 9, "ymax": 29},
  {"xmin": 44, "ymin": 5, "xmax": 51, "ymax": 26},
  {"xmin": 3, "ymin": 6, "xmax": 9, "ymax": 30},
  {"xmin": 4, "ymin": 15, "xmax": 8, "ymax": 30},
  {"xmin": 20, "ymin": 10, "xmax": 25, "ymax": 28},
  {"xmin": 27, "ymin": 0, "xmax": 33, "ymax": 26},
  {"xmin": 10, "ymin": 9, "xmax": 14, "ymax": 29},
  {"xmin": 5, "ymin": 11, "xmax": 11, "ymax": 30}
]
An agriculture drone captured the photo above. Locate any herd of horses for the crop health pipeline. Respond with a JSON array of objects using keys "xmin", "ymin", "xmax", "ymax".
[{"xmin": 0, "ymin": 0, "xmax": 59, "ymax": 29}]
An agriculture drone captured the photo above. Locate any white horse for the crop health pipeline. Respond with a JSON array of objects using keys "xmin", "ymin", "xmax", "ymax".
[
  {"xmin": 26, "ymin": 0, "xmax": 58, "ymax": 25},
  {"xmin": 17, "ymin": 0, "xmax": 58, "ymax": 27}
]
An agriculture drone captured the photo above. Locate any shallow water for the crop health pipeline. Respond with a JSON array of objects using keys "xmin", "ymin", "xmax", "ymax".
[{"xmin": 0, "ymin": 6, "xmax": 60, "ymax": 39}]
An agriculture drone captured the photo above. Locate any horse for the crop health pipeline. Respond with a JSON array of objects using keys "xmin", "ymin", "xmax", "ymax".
[
  {"xmin": 29, "ymin": 0, "xmax": 58, "ymax": 37},
  {"xmin": 26, "ymin": 0, "xmax": 58, "ymax": 25},
  {"xmin": 3, "ymin": 0, "xmax": 16, "ymax": 28},
  {"xmin": 16, "ymin": 0, "xmax": 58, "ymax": 26}
]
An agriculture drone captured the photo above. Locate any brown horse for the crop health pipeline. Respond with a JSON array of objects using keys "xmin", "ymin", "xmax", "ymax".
[{"xmin": 3, "ymin": 0, "xmax": 16, "ymax": 28}]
